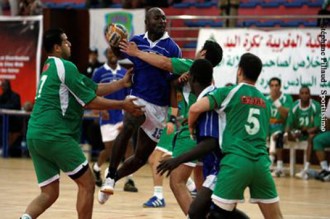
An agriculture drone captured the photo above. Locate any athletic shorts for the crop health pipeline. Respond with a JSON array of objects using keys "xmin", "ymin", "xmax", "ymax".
[
  {"xmin": 172, "ymin": 127, "xmax": 197, "ymax": 167},
  {"xmin": 131, "ymin": 95, "xmax": 167, "ymax": 143},
  {"xmin": 100, "ymin": 122, "xmax": 123, "ymax": 142},
  {"xmin": 212, "ymin": 154, "xmax": 279, "ymax": 204},
  {"xmin": 313, "ymin": 131, "xmax": 330, "ymax": 151},
  {"xmin": 27, "ymin": 138, "xmax": 88, "ymax": 187},
  {"xmin": 155, "ymin": 127, "xmax": 175, "ymax": 155}
]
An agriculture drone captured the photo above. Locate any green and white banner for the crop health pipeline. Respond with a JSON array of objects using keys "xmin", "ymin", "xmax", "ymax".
[{"xmin": 197, "ymin": 28, "xmax": 330, "ymax": 95}]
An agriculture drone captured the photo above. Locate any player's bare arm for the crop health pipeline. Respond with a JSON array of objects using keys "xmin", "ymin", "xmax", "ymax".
[
  {"xmin": 96, "ymin": 68, "xmax": 133, "ymax": 96},
  {"xmin": 188, "ymin": 97, "xmax": 211, "ymax": 136},
  {"xmin": 119, "ymin": 39, "xmax": 173, "ymax": 72}
]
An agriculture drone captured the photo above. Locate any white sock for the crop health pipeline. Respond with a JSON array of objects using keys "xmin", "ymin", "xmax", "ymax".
[
  {"xmin": 186, "ymin": 177, "xmax": 196, "ymax": 192},
  {"xmin": 93, "ymin": 163, "xmax": 101, "ymax": 172},
  {"xmin": 277, "ymin": 160, "xmax": 283, "ymax": 170},
  {"xmin": 154, "ymin": 186, "xmax": 163, "ymax": 199},
  {"xmin": 320, "ymin": 160, "xmax": 329, "ymax": 170},
  {"xmin": 21, "ymin": 214, "xmax": 32, "ymax": 219},
  {"xmin": 304, "ymin": 162, "xmax": 310, "ymax": 170}
]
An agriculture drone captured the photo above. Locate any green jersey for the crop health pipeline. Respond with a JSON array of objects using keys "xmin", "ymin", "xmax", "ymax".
[
  {"xmin": 286, "ymin": 99, "xmax": 321, "ymax": 130},
  {"xmin": 266, "ymin": 93, "xmax": 293, "ymax": 134},
  {"xmin": 171, "ymin": 58, "xmax": 193, "ymax": 75},
  {"xmin": 27, "ymin": 57, "xmax": 97, "ymax": 142},
  {"xmin": 207, "ymin": 83, "xmax": 270, "ymax": 160}
]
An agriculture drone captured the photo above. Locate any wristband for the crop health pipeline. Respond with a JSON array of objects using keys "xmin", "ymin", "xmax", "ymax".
[
  {"xmin": 169, "ymin": 115, "xmax": 177, "ymax": 124},
  {"xmin": 273, "ymin": 99, "xmax": 282, "ymax": 108}
]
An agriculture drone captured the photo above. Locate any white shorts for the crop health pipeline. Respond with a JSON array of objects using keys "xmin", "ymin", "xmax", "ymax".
[
  {"xmin": 130, "ymin": 95, "xmax": 167, "ymax": 143},
  {"xmin": 100, "ymin": 122, "xmax": 123, "ymax": 142},
  {"xmin": 202, "ymin": 174, "xmax": 217, "ymax": 191}
]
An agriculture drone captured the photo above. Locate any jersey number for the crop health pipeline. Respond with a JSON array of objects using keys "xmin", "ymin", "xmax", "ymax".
[
  {"xmin": 299, "ymin": 117, "xmax": 309, "ymax": 127},
  {"xmin": 151, "ymin": 128, "xmax": 163, "ymax": 140},
  {"xmin": 245, "ymin": 108, "xmax": 260, "ymax": 135},
  {"xmin": 36, "ymin": 75, "xmax": 48, "ymax": 99}
]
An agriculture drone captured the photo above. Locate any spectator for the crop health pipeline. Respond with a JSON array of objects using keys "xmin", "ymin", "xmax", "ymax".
[
  {"xmin": 284, "ymin": 86, "xmax": 321, "ymax": 180},
  {"xmin": 18, "ymin": 0, "xmax": 42, "ymax": 16},
  {"xmin": 83, "ymin": 48, "xmax": 103, "ymax": 79},
  {"xmin": 266, "ymin": 77, "xmax": 293, "ymax": 177},
  {"xmin": 0, "ymin": 79, "xmax": 23, "ymax": 157},
  {"xmin": 218, "ymin": 0, "xmax": 240, "ymax": 27}
]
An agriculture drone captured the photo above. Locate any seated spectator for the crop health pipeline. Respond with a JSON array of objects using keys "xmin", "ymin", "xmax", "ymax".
[
  {"xmin": 83, "ymin": 48, "xmax": 103, "ymax": 79},
  {"xmin": 18, "ymin": 0, "xmax": 42, "ymax": 16},
  {"xmin": 312, "ymin": 99, "xmax": 330, "ymax": 181},
  {"xmin": 0, "ymin": 79, "xmax": 23, "ymax": 157},
  {"xmin": 284, "ymin": 86, "xmax": 321, "ymax": 180}
]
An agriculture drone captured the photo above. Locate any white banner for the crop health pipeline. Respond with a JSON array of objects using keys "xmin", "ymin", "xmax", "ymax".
[
  {"xmin": 89, "ymin": 9, "xmax": 145, "ymax": 63},
  {"xmin": 197, "ymin": 28, "xmax": 330, "ymax": 95}
]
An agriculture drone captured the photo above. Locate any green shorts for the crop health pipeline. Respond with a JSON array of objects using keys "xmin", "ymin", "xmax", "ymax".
[
  {"xmin": 27, "ymin": 138, "xmax": 88, "ymax": 187},
  {"xmin": 156, "ymin": 127, "xmax": 175, "ymax": 155},
  {"xmin": 313, "ymin": 131, "xmax": 330, "ymax": 151},
  {"xmin": 212, "ymin": 154, "xmax": 279, "ymax": 204},
  {"xmin": 172, "ymin": 127, "xmax": 197, "ymax": 166}
]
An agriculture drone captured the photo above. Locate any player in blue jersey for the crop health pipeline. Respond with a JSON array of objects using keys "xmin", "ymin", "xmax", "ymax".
[
  {"xmin": 98, "ymin": 7, "xmax": 182, "ymax": 204},
  {"xmin": 91, "ymin": 47, "xmax": 138, "ymax": 193}
]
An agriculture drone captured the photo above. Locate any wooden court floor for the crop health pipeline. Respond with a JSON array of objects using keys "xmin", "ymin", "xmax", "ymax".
[{"xmin": 1, "ymin": 158, "xmax": 330, "ymax": 219}]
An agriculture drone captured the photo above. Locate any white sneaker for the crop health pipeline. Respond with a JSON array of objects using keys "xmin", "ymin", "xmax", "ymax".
[
  {"xmin": 100, "ymin": 177, "xmax": 115, "ymax": 195},
  {"xmin": 271, "ymin": 168, "xmax": 285, "ymax": 177},
  {"xmin": 97, "ymin": 189, "xmax": 110, "ymax": 205},
  {"xmin": 295, "ymin": 169, "xmax": 309, "ymax": 180}
]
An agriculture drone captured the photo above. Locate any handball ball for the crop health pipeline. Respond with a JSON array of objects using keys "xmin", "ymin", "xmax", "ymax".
[{"xmin": 106, "ymin": 23, "xmax": 128, "ymax": 47}]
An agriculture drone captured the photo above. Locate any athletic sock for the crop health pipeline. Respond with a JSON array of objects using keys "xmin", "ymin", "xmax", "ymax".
[{"xmin": 154, "ymin": 186, "xmax": 163, "ymax": 199}]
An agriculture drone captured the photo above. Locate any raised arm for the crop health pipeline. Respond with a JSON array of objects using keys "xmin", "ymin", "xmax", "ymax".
[{"xmin": 119, "ymin": 40, "xmax": 173, "ymax": 72}]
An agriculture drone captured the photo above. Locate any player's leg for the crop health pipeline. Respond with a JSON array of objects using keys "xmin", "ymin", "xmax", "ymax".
[
  {"xmin": 71, "ymin": 166, "xmax": 95, "ymax": 219},
  {"xmin": 313, "ymin": 131, "xmax": 330, "ymax": 180},
  {"xmin": 93, "ymin": 140, "xmax": 112, "ymax": 187},
  {"xmin": 123, "ymin": 137, "xmax": 139, "ymax": 192},
  {"xmin": 116, "ymin": 128, "xmax": 157, "ymax": 180},
  {"xmin": 21, "ymin": 139, "xmax": 61, "ymax": 218},
  {"xmin": 258, "ymin": 202, "xmax": 283, "ymax": 219},
  {"xmin": 170, "ymin": 164, "xmax": 194, "ymax": 215},
  {"xmin": 103, "ymin": 113, "xmax": 145, "ymax": 189},
  {"xmin": 188, "ymin": 186, "xmax": 212, "ymax": 219},
  {"xmin": 272, "ymin": 132, "xmax": 285, "ymax": 177}
]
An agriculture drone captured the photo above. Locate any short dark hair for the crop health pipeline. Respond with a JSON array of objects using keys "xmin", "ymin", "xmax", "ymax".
[
  {"xmin": 268, "ymin": 77, "xmax": 281, "ymax": 86},
  {"xmin": 189, "ymin": 59, "xmax": 213, "ymax": 87},
  {"xmin": 300, "ymin": 85, "xmax": 310, "ymax": 93},
  {"xmin": 202, "ymin": 40, "xmax": 223, "ymax": 67},
  {"xmin": 238, "ymin": 53, "xmax": 262, "ymax": 82},
  {"xmin": 43, "ymin": 28, "xmax": 65, "ymax": 53}
]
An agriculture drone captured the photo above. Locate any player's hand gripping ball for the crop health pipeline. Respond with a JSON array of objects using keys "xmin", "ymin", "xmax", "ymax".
[{"xmin": 106, "ymin": 23, "xmax": 128, "ymax": 47}]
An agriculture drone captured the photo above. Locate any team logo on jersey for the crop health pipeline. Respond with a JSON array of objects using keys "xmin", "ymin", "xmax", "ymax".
[{"xmin": 42, "ymin": 63, "xmax": 50, "ymax": 73}]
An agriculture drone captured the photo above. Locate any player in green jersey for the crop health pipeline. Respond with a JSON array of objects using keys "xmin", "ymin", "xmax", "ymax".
[
  {"xmin": 120, "ymin": 39, "xmax": 223, "ymax": 215},
  {"xmin": 284, "ymin": 86, "xmax": 321, "ymax": 180},
  {"xmin": 188, "ymin": 53, "xmax": 283, "ymax": 219},
  {"xmin": 266, "ymin": 77, "xmax": 293, "ymax": 177},
  {"xmin": 20, "ymin": 28, "xmax": 143, "ymax": 219}
]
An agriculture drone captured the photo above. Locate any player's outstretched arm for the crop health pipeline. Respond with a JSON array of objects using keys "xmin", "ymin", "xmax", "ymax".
[
  {"xmin": 157, "ymin": 138, "xmax": 218, "ymax": 177},
  {"xmin": 85, "ymin": 96, "xmax": 144, "ymax": 117},
  {"xmin": 119, "ymin": 39, "xmax": 173, "ymax": 72},
  {"xmin": 96, "ymin": 68, "xmax": 133, "ymax": 96},
  {"xmin": 188, "ymin": 97, "xmax": 211, "ymax": 136}
]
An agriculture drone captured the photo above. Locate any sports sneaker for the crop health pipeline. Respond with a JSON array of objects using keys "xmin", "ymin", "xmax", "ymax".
[
  {"xmin": 321, "ymin": 171, "xmax": 330, "ymax": 182},
  {"xmin": 271, "ymin": 169, "xmax": 285, "ymax": 177},
  {"xmin": 97, "ymin": 189, "xmax": 110, "ymax": 205},
  {"xmin": 143, "ymin": 196, "xmax": 165, "ymax": 208},
  {"xmin": 123, "ymin": 179, "xmax": 138, "ymax": 192},
  {"xmin": 100, "ymin": 177, "xmax": 115, "ymax": 195},
  {"xmin": 93, "ymin": 168, "xmax": 103, "ymax": 187},
  {"xmin": 315, "ymin": 169, "xmax": 329, "ymax": 181},
  {"xmin": 295, "ymin": 169, "xmax": 309, "ymax": 180}
]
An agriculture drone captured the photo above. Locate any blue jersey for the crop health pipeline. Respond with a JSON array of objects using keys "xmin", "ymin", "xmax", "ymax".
[
  {"xmin": 124, "ymin": 32, "xmax": 182, "ymax": 106},
  {"xmin": 196, "ymin": 110, "xmax": 222, "ymax": 178},
  {"xmin": 92, "ymin": 63, "xmax": 129, "ymax": 125}
]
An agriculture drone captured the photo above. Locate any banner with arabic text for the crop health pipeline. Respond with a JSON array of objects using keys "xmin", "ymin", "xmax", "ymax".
[
  {"xmin": 0, "ymin": 16, "xmax": 42, "ymax": 105},
  {"xmin": 197, "ymin": 28, "xmax": 330, "ymax": 95}
]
